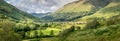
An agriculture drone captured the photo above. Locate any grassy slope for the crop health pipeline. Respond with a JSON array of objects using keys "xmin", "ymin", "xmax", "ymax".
[
  {"xmin": 42, "ymin": 0, "xmax": 112, "ymax": 21},
  {"xmin": 64, "ymin": 25, "xmax": 120, "ymax": 41},
  {"xmin": 79, "ymin": 0, "xmax": 120, "ymax": 21},
  {"xmin": 39, "ymin": 1, "xmax": 120, "ymax": 41},
  {"xmin": 63, "ymin": 1, "xmax": 120, "ymax": 41},
  {"xmin": 29, "ymin": 0, "xmax": 120, "ymax": 41},
  {"xmin": 0, "ymin": 0, "xmax": 37, "ymax": 21}
]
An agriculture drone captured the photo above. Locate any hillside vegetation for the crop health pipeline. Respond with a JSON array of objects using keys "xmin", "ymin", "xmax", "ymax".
[
  {"xmin": 80, "ymin": 0, "xmax": 120, "ymax": 21},
  {"xmin": 32, "ymin": 0, "xmax": 120, "ymax": 41},
  {"xmin": 42, "ymin": 0, "xmax": 113, "ymax": 21},
  {"xmin": 0, "ymin": 0, "xmax": 40, "ymax": 41},
  {"xmin": 0, "ymin": 0, "xmax": 37, "ymax": 21},
  {"xmin": 0, "ymin": 0, "xmax": 120, "ymax": 41}
]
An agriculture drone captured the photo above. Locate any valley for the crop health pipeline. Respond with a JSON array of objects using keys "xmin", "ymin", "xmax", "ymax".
[{"xmin": 0, "ymin": 0, "xmax": 120, "ymax": 41}]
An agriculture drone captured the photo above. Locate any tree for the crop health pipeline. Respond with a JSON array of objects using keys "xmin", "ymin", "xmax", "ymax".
[
  {"xmin": 59, "ymin": 26, "xmax": 75, "ymax": 36},
  {"xmin": 38, "ymin": 31, "xmax": 44, "ymax": 37},
  {"xmin": 29, "ymin": 24, "xmax": 36, "ymax": 30},
  {"xmin": 50, "ymin": 30, "xmax": 54, "ymax": 36},
  {"xmin": 76, "ymin": 26, "xmax": 81, "ymax": 30},
  {"xmin": 85, "ymin": 19, "xmax": 100, "ymax": 29},
  {"xmin": 25, "ymin": 31, "xmax": 30, "ymax": 38}
]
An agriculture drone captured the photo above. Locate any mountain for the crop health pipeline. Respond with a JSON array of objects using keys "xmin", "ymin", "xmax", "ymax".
[
  {"xmin": 5, "ymin": 0, "xmax": 77, "ymax": 13},
  {"xmin": 42, "ymin": 0, "xmax": 114, "ymax": 21},
  {"xmin": 60, "ymin": 0, "xmax": 120, "ymax": 41},
  {"xmin": 80, "ymin": 0, "xmax": 120, "ymax": 21},
  {"xmin": 39, "ymin": 0, "xmax": 120, "ymax": 41},
  {"xmin": 0, "ymin": 0, "xmax": 37, "ymax": 21},
  {"xmin": 30, "ymin": 12, "xmax": 51, "ymax": 18}
]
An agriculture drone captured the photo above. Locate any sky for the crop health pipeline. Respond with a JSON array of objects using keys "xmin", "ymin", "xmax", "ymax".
[{"xmin": 5, "ymin": 0, "xmax": 77, "ymax": 13}]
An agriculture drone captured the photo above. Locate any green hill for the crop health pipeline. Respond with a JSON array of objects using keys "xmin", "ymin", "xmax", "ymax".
[
  {"xmin": 0, "ymin": 0, "xmax": 41, "ymax": 41},
  {"xmin": 79, "ymin": 0, "xmax": 120, "ymax": 21},
  {"xmin": 37, "ymin": 1, "xmax": 120, "ymax": 41},
  {"xmin": 60, "ymin": 0, "xmax": 120, "ymax": 41},
  {"xmin": 60, "ymin": 1, "xmax": 120, "ymax": 40},
  {"xmin": 35, "ymin": 0, "xmax": 120, "ymax": 41},
  {"xmin": 0, "ymin": 0, "xmax": 37, "ymax": 21},
  {"xmin": 42, "ymin": 0, "xmax": 113, "ymax": 21}
]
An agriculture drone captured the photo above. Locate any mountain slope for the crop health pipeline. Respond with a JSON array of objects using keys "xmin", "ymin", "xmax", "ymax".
[
  {"xmin": 0, "ymin": 0, "xmax": 37, "ymax": 21},
  {"xmin": 62, "ymin": 1, "xmax": 120, "ymax": 40},
  {"xmin": 38, "ymin": 0, "xmax": 120, "ymax": 41},
  {"xmin": 42, "ymin": 0, "xmax": 113, "ymax": 21},
  {"xmin": 80, "ymin": 0, "xmax": 120, "ymax": 21},
  {"xmin": 30, "ymin": 12, "xmax": 51, "ymax": 18}
]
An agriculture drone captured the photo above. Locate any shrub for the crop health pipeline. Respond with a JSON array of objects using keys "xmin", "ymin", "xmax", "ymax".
[
  {"xmin": 106, "ymin": 18, "xmax": 116, "ymax": 25},
  {"xmin": 76, "ymin": 26, "xmax": 81, "ymax": 30},
  {"xmin": 42, "ymin": 23, "xmax": 49, "ymax": 27},
  {"xmin": 85, "ymin": 19, "xmax": 100, "ymax": 29},
  {"xmin": 95, "ymin": 29, "xmax": 109, "ymax": 36},
  {"xmin": 50, "ymin": 30, "xmax": 54, "ymax": 36},
  {"xmin": 25, "ymin": 31, "xmax": 31, "ymax": 38},
  {"xmin": 59, "ymin": 26, "xmax": 75, "ymax": 36},
  {"xmin": 37, "ymin": 31, "xmax": 44, "ymax": 37},
  {"xmin": 15, "ymin": 23, "xmax": 30, "ymax": 32},
  {"xmin": 106, "ymin": 15, "xmax": 120, "ymax": 25},
  {"xmin": 29, "ymin": 24, "xmax": 36, "ymax": 30},
  {"xmin": 0, "ymin": 6, "xmax": 12, "ymax": 13},
  {"xmin": 29, "ymin": 31, "xmax": 38, "ymax": 38}
]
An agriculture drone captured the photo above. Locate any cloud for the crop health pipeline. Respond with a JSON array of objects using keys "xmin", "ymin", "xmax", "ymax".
[{"xmin": 5, "ymin": 0, "xmax": 78, "ymax": 13}]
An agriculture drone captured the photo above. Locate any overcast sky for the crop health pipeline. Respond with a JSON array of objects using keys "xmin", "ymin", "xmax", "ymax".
[{"xmin": 5, "ymin": 0, "xmax": 77, "ymax": 13}]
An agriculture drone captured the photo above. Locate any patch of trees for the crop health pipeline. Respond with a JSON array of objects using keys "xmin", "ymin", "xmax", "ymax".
[
  {"xmin": 25, "ymin": 30, "xmax": 56, "ymax": 39},
  {"xmin": 13, "ymin": 21, "xmax": 41, "ymax": 38},
  {"xmin": 14, "ymin": 21, "xmax": 58, "ymax": 39},
  {"xmin": 106, "ymin": 15, "xmax": 120, "ymax": 25},
  {"xmin": 85, "ymin": 19, "xmax": 100, "ymax": 29},
  {"xmin": 0, "ymin": 5, "xmax": 12, "ymax": 13},
  {"xmin": 59, "ymin": 26, "xmax": 75, "ymax": 36},
  {"xmin": 84, "ymin": 14, "xmax": 120, "ymax": 29},
  {"xmin": 0, "ymin": 14, "xmax": 7, "ymax": 19}
]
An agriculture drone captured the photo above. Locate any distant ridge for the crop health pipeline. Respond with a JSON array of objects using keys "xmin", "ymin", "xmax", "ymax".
[{"xmin": 41, "ymin": 0, "xmax": 117, "ymax": 21}]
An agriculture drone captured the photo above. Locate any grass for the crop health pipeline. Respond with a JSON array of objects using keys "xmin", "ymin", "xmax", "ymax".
[
  {"xmin": 41, "ymin": 28, "xmax": 61, "ymax": 36},
  {"xmin": 30, "ymin": 1, "xmax": 120, "ymax": 41},
  {"xmin": 75, "ymin": 24, "xmax": 86, "ymax": 29},
  {"xmin": 41, "ymin": 0, "xmax": 95, "ymax": 21},
  {"xmin": 55, "ymin": 0, "xmax": 93, "ymax": 13},
  {"xmin": 63, "ymin": 24, "xmax": 120, "ymax": 41},
  {"xmin": 0, "ymin": 0, "xmax": 37, "ymax": 21},
  {"xmin": 42, "ymin": 0, "xmax": 113, "ymax": 21},
  {"xmin": 79, "ymin": 1, "xmax": 120, "ymax": 21},
  {"xmin": 1, "ymin": 0, "xmax": 120, "ymax": 41},
  {"xmin": 23, "ymin": 22, "xmax": 120, "ymax": 41}
]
